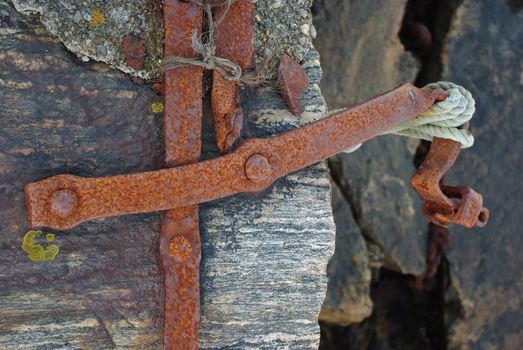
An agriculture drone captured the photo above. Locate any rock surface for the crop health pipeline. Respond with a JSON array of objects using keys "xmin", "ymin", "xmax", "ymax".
[
  {"xmin": 10, "ymin": 0, "xmax": 163, "ymax": 78},
  {"xmin": 0, "ymin": 0, "xmax": 334, "ymax": 349},
  {"xmin": 441, "ymin": 1, "xmax": 523, "ymax": 348},
  {"xmin": 313, "ymin": 0, "xmax": 427, "ymax": 327},
  {"xmin": 319, "ymin": 181, "xmax": 372, "ymax": 326},
  {"xmin": 314, "ymin": 0, "xmax": 426, "ymax": 277}
]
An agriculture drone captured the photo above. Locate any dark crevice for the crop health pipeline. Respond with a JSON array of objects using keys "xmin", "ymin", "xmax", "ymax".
[
  {"xmin": 320, "ymin": 267, "xmax": 449, "ymax": 350},
  {"xmin": 321, "ymin": 0, "xmax": 463, "ymax": 349},
  {"xmin": 400, "ymin": 0, "xmax": 463, "ymax": 87}
]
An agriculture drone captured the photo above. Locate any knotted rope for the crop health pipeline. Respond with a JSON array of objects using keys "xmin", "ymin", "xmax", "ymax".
[
  {"xmin": 162, "ymin": 1, "xmax": 242, "ymax": 81},
  {"xmin": 388, "ymin": 81, "xmax": 475, "ymax": 148},
  {"xmin": 343, "ymin": 81, "xmax": 475, "ymax": 153},
  {"xmin": 162, "ymin": 0, "xmax": 269, "ymax": 86}
]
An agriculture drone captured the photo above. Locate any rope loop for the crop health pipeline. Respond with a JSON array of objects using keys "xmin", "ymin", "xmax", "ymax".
[
  {"xmin": 342, "ymin": 82, "xmax": 476, "ymax": 153},
  {"xmin": 390, "ymin": 81, "xmax": 475, "ymax": 148}
]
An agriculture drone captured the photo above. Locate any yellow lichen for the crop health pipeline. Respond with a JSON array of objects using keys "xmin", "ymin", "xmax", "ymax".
[
  {"xmin": 151, "ymin": 102, "xmax": 164, "ymax": 113},
  {"xmin": 22, "ymin": 230, "xmax": 59, "ymax": 261},
  {"xmin": 90, "ymin": 10, "xmax": 105, "ymax": 27}
]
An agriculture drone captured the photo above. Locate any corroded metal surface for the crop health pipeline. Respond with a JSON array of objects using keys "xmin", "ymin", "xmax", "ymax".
[
  {"xmin": 161, "ymin": 1, "xmax": 202, "ymax": 349},
  {"xmin": 26, "ymin": 84, "xmax": 447, "ymax": 230},
  {"xmin": 278, "ymin": 54, "xmax": 309, "ymax": 116},
  {"xmin": 159, "ymin": 207, "xmax": 201, "ymax": 349},
  {"xmin": 163, "ymin": 1, "xmax": 203, "ymax": 166},
  {"xmin": 211, "ymin": 72, "xmax": 243, "ymax": 153},
  {"xmin": 411, "ymin": 137, "xmax": 489, "ymax": 228},
  {"xmin": 122, "ymin": 34, "xmax": 146, "ymax": 70},
  {"xmin": 211, "ymin": 0, "xmax": 253, "ymax": 153}
]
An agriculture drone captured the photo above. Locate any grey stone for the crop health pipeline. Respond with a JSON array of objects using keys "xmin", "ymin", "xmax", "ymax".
[
  {"xmin": 253, "ymin": 0, "xmax": 316, "ymax": 79},
  {"xmin": 319, "ymin": 181, "xmax": 373, "ymax": 326},
  {"xmin": 313, "ymin": 0, "xmax": 427, "ymax": 327},
  {"xmin": 440, "ymin": 1, "xmax": 523, "ymax": 348},
  {"xmin": 10, "ymin": 0, "xmax": 163, "ymax": 79},
  {"xmin": 0, "ymin": 0, "xmax": 334, "ymax": 349}
]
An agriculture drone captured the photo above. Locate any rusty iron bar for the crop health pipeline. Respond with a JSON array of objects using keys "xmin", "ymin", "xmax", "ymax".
[
  {"xmin": 160, "ymin": 2, "xmax": 202, "ymax": 349},
  {"xmin": 211, "ymin": 0, "xmax": 253, "ymax": 153},
  {"xmin": 25, "ymin": 84, "xmax": 449, "ymax": 230},
  {"xmin": 411, "ymin": 137, "xmax": 489, "ymax": 228}
]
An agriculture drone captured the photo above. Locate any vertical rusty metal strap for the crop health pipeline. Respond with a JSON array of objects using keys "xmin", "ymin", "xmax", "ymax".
[
  {"xmin": 211, "ymin": 0, "xmax": 253, "ymax": 153},
  {"xmin": 160, "ymin": 2, "xmax": 202, "ymax": 349}
]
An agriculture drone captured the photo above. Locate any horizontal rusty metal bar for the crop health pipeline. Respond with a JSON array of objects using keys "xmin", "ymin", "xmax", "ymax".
[{"xmin": 25, "ymin": 84, "xmax": 447, "ymax": 230}]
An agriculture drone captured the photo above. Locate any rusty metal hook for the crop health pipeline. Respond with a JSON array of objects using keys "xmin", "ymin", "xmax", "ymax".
[{"xmin": 411, "ymin": 137, "xmax": 489, "ymax": 228}]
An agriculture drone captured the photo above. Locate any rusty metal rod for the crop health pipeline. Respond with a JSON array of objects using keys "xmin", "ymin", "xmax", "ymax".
[
  {"xmin": 160, "ymin": 2, "xmax": 202, "ymax": 349},
  {"xmin": 211, "ymin": 0, "xmax": 253, "ymax": 153},
  {"xmin": 25, "ymin": 84, "xmax": 447, "ymax": 230}
]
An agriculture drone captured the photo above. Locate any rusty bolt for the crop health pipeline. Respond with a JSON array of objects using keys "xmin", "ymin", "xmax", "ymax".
[
  {"xmin": 49, "ymin": 189, "xmax": 77, "ymax": 217},
  {"xmin": 122, "ymin": 34, "xmax": 145, "ymax": 70},
  {"xmin": 245, "ymin": 154, "xmax": 272, "ymax": 183}
]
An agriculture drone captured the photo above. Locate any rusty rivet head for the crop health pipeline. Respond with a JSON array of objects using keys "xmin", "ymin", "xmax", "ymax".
[
  {"xmin": 245, "ymin": 154, "xmax": 272, "ymax": 183},
  {"xmin": 49, "ymin": 189, "xmax": 78, "ymax": 217},
  {"xmin": 168, "ymin": 235, "xmax": 192, "ymax": 262}
]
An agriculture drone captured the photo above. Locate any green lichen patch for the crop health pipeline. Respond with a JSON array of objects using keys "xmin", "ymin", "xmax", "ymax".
[
  {"xmin": 22, "ymin": 230, "xmax": 59, "ymax": 261},
  {"xmin": 151, "ymin": 102, "xmax": 164, "ymax": 113}
]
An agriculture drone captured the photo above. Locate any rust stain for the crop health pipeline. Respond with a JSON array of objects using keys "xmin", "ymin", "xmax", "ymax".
[
  {"xmin": 278, "ymin": 54, "xmax": 309, "ymax": 116},
  {"xmin": 211, "ymin": 0, "xmax": 254, "ymax": 154},
  {"xmin": 26, "ymin": 84, "xmax": 452, "ymax": 230},
  {"xmin": 8, "ymin": 148, "xmax": 34, "ymax": 155}
]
